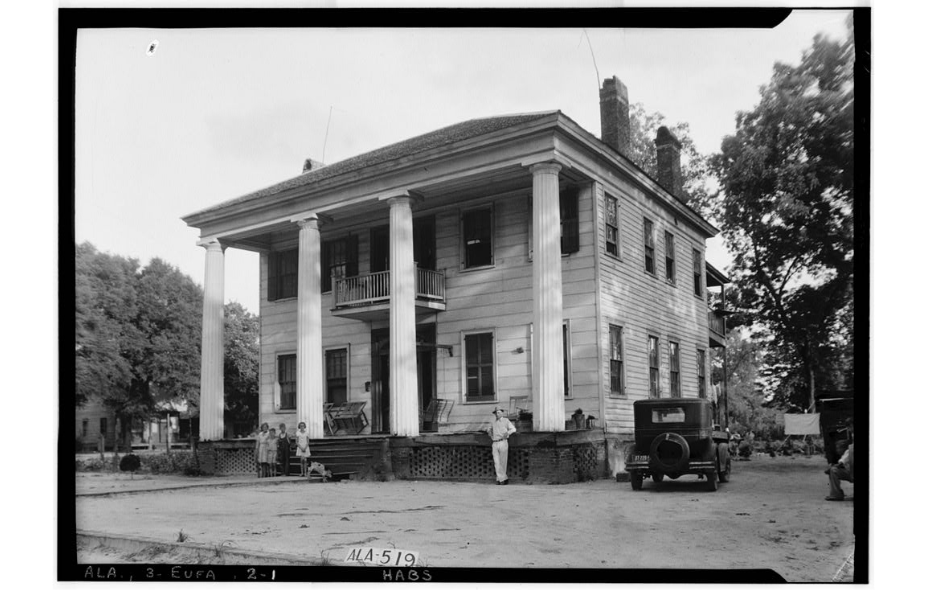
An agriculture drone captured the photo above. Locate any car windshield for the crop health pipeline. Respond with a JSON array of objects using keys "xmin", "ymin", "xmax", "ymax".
[{"xmin": 652, "ymin": 407, "xmax": 686, "ymax": 423}]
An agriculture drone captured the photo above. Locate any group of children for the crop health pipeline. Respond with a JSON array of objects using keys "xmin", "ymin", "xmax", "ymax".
[{"xmin": 255, "ymin": 422, "xmax": 312, "ymax": 478}]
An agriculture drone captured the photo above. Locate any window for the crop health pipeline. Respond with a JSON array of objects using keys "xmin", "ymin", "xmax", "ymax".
[
  {"xmin": 528, "ymin": 191, "xmax": 581, "ymax": 258},
  {"xmin": 560, "ymin": 189, "xmax": 579, "ymax": 254},
  {"xmin": 669, "ymin": 341, "xmax": 680, "ymax": 397},
  {"xmin": 609, "ymin": 325, "xmax": 624, "ymax": 397},
  {"xmin": 82, "ymin": 419, "xmax": 89, "ymax": 438},
  {"xmin": 268, "ymin": 249, "xmax": 298, "ymax": 301},
  {"xmin": 665, "ymin": 232, "xmax": 676, "ymax": 285},
  {"xmin": 278, "ymin": 354, "xmax": 296, "ymax": 411},
  {"xmin": 563, "ymin": 322, "xmax": 572, "ymax": 397},
  {"xmin": 693, "ymin": 248, "xmax": 703, "ymax": 297},
  {"xmin": 697, "ymin": 349, "xmax": 707, "ymax": 399},
  {"xmin": 652, "ymin": 407, "xmax": 686, "ymax": 423},
  {"xmin": 648, "ymin": 335, "xmax": 660, "ymax": 397},
  {"xmin": 322, "ymin": 236, "xmax": 359, "ymax": 293},
  {"xmin": 100, "ymin": 417, "xmax": 108, "ymax": 434},
  {"xmin": 464, "ymin": 332, "xmax": 495, "ymax": 402},
  {"xmin": 644, "ymin": 218, "xmax": 656, "ymax": 275},
  {"xmin": 605, "ymin": 194, "xmax": 620, "ymax": 257},
  {"xmin": 325, "ymin": 348, "xmax": 348, "ymax": 405},
  {"xmin": 462, "ymin": 208, "xmax": 493, "ymax": 268}
]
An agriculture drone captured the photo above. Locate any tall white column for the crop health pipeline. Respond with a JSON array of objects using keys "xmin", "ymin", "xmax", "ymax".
[
  {"xmin": 296, "ymin": 216, "xmax": 325, "ymax": 439},
  {"xmin": 199, "ymin": 240, "xmax": 225, "ymax": 441},
  {"xmin": 530, "ymin": 162, "xmax": 566, "ymax": 432},
  {"xmin": 388, "ymin": 195, "xmax": 419, "ymax": 437}
]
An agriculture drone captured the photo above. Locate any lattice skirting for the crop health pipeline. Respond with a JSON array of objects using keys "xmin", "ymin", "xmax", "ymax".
[
  {"xmin": 407, "ymin": 444, "xmax": 597, "ymax": 481},
  {"xmin": 214, "ymin": 448, "xmax": 257, "ymax": 475}
]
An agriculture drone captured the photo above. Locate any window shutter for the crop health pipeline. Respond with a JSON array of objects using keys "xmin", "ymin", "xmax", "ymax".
[
  {"xmin": 321, "ymin": 241, "xmax": 331, "ymax": 292},
  {"xmin": 348, "ymin": 234, "xmax": 359, "ymax": 278},
  {"xmin": 560, "ymin": 190, "xmax": 579, "ymax": 254},
  {"xmin": 268, "ymin": 252, "xmax": 279, "ymax": 301}
]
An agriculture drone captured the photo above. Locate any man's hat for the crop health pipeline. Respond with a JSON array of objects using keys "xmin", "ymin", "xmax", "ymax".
[{"xmin": 492, "ymin": 407, "xmax": 505, "ymax": 415}]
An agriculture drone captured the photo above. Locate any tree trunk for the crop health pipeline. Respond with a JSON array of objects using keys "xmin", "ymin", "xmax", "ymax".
[{"xmin": 166, "ymin": 413, "xmax": 172, "ymax": 456}]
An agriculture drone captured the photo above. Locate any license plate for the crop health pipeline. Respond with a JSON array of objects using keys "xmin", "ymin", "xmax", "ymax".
[
  {"xmin": 344, "ymin": 547, "xmax": 420, "ymax": 567},
  {"xmin": 632, "ymin": 455, "xmax": 649, "ymax": 462}
]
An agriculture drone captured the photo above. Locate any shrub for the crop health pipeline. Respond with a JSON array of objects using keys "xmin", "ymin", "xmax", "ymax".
[
  {"xmin": 738, "ymin": 442, "xmax": 753, "ymax": 459},
  {"xmin": 140, "ymin": 451, "xmax": 201, "ymax": 476}
]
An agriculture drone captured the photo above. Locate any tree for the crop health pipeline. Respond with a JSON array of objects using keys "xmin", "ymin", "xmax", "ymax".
[
  {"xmin": 717, "ymin": 329, "xmax": 781, "ymax": 438},
  {"xmin": 223, "ymin": 301, "xmax": 260, "ymax": 436},
  {"xmin": 76, "ymin": 244, "xmax": 204, "ymax": 449},
  {"xmin": 75, "ymin": 243, "xmax": 142, "ymax": 408},
  {"xmin": 627, "ymin": 103, "xmax": 714, "ymax": 217},
  {"xmin": 710, "ymin": 21, "xmax": 855, "ymax": 410}
]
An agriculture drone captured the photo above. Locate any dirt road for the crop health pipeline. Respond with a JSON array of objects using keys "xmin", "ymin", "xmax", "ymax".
[{"xmin": 74, "ymin": 454, "xmax": 855, "ymax": 582}]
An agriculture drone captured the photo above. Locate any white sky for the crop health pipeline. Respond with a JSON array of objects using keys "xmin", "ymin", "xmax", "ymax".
[{"xmin": 74, "ymin": 13, "xmax": 851, "ymax": 313}]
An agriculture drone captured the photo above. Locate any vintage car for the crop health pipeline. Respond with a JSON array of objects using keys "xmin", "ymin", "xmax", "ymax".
[{"xmin": 625, "ymin": 398, "xmax": 731, "ymax": 491}]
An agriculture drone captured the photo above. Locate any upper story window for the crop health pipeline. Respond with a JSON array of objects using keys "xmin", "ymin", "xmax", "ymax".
[
  {"xmin": 693, "ymin": 248, "xmax": 704, "ymax": 297},
  {"xmin": 462, "ymin": 208, "xmax": 494, "ymax": 269},
  {"xmin": 669, "ymin": 341, "xmax": 680, "ymax": 397},
  {"xmin": 560, "ymin": 189, "xmax": 579, "ymax": 254},
  {"xmin": 648, "ymin": 335, "xmax": 660, "ymax": 397},
  {"xmin": 605, "ymin": 194, "xmax": 620, "ymax": 257},
  {"xmin": 527, "ymin": 189, "xmax": 581, "ymax": 259},
  {"xmin": 322, "ymin": 236, "xmax": 359, "ymax": 293},
  {"xmin": 644, "ymin": 218, "xmax": 656, "ymax": 275},
  {"xmin": 464, "ymin": 331, "xmax": 495, "ymax": 402},
  {"xmin": 665, "ymin": 232, "xmax": 676, "ymax": 285},
  {"xmin": 268, "ymin": 249, "xmax": 298, "ymax": 301}
]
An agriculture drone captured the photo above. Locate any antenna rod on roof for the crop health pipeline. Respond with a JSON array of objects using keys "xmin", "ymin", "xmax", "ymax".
[
  {"xmin": 322, "ymin": 106, "xmax": 333, "ymax": 163},
  {"xmin": 582, "ymin": 29, "xmax": 601, "ymax": 88}
]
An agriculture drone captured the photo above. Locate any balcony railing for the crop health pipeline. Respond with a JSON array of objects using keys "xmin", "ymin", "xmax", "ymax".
[
  {"xmin": 708, "ymin": 310, "xmax": 726, "ymax": 338},
  {"xmin": 334, "ymin": 268, "xmax": 446, "ymax": 308}
]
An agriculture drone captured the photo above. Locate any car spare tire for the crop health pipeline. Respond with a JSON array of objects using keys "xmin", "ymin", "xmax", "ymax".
[{"xmin": 649, "ymin": 432, "xmax": 691, "ymax": 472}]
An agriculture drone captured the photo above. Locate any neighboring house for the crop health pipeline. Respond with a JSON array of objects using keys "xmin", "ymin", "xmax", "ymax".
[{"xmin": 182, "ymin": 75, "xmax": 728, "ymax": 470}]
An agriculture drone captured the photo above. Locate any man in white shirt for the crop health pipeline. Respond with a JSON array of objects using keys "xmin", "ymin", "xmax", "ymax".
[{"xmin": 487, "ymin": 407, "xmax": 517, "ymax": 485}]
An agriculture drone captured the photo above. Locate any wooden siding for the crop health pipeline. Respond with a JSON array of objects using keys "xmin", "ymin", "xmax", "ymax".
[
  {"xmin": 592, "ymin": 180, "xmax": 712, "ymax": 436},
  {"xmin": 259, "ymin": 181, "xmax": 601, "ymax": 432}
]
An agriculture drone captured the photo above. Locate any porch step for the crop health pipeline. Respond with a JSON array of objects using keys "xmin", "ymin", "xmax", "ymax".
[{"xmin": 282, "ymin": 437, "xmax": 386, "ymax": 478}]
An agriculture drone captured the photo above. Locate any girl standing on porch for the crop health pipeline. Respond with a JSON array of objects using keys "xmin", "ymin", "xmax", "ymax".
[
  {"xmin": 295, "ymin": 422, "xmax": 311, "ymax": 476},
  {"xmin": 255, "ymin": 423, "xmax": 270, "ymax": 478},
  {"xmin": 267, "ymin": 428, "xmax": 278, "ymax": 475}
]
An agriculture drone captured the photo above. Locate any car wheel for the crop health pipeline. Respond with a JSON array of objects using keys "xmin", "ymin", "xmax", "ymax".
[
  {"xmin": 649, "ymin": 432, "xmax": 691, "ymax": 472},
  {"xmin": 652, "ymin": 473, "xmax": 665, "ymax": 483},
  {"xmin": 630, "ymin": 471, "xmax": 643, "ymax": 490},
  {"xmin": 706, "ymin": 469, "xmax": 719, "ymax": 491}
]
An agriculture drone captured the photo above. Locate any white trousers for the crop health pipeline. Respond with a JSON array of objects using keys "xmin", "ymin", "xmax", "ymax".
[{"xmin": 492, "ymin": 440, "xmax": 509, "ymax": 482}]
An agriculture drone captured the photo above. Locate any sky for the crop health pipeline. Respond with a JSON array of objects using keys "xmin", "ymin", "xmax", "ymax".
[{"xmin": 74, "ymin": 11, "xmax": 852, "ymax": 314}]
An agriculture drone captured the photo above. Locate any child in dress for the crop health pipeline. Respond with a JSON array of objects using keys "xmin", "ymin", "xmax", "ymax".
[
  {"xmin": 267, "ymin": 428, "xmax": 278, "ymax": 476},
  {"xmin": 255, "ymin": 423, "xmax": 270, "ymax": 478},
  {"xmin": 295, "ymin": 422, "xmax": 311, "ymax": 476}
]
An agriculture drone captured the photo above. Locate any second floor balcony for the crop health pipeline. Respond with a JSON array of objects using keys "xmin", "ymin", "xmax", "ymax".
[{"xmin": 331, "ymin": 267, "xmax": 446, "ymax": 321}]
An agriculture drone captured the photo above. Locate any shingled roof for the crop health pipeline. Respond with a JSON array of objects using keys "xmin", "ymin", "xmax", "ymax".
[{"xmin": 190, "ymin": 111, "xmax": 558, "ymax": 218}]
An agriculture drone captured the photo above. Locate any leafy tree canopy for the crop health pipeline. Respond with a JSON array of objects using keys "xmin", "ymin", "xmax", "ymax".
[{"xmin": 710, "ymin": 20, "xmax": 855, "ymax": 410}]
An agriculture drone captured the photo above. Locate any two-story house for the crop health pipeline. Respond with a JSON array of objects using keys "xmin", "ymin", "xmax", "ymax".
[{"xmin": 182, "ymin": 75, "xmax": 728, "ymax": 481}]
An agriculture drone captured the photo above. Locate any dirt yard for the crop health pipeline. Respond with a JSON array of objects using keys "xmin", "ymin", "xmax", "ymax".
[{"xmin": 74, "ymin": 453, "xmax": 855, "ymax": 582}]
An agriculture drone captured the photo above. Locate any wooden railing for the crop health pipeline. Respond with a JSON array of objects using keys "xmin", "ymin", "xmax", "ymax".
[
  {"xmin": 708, "ymin": 310, "xmax": 726, "ymax": 338},
  {"xmin": 334, "ymin": 268, "xmax": 445, "ymax": 308}
]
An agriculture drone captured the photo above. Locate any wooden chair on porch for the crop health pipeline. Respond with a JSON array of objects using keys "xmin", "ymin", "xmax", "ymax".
[
  {"xmin": 329, "ymin": 401, "xmax": 369, "ymax": 435},
  {"xmin": 323, "ymin": 403, "xmax": 337, "ymax": 436},
  {"xmin": 421, "ymin": 399, "xmax": 454, "ymax": 432}
]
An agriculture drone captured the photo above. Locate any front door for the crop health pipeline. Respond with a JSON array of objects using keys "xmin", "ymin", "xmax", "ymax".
[
  {"xmin": 370, "ymin": 325, "xmax": 437, "ymax": 434},
  {"xmin": 371, "ymin": 328, "xmax": 390, "ymax": 433}
]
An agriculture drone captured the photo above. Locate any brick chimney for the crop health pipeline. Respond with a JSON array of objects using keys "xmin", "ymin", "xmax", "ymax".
[
  {"xmin": 599, "ymin": 76, "xmax": 630, "ymax": 156},
  {"xmin": 655, "ymin": 126, "xmax": 686, "ymax": 202},
  {"xmin": 302, "ymin": 158, "xmax": 325, "ymax": 173}
]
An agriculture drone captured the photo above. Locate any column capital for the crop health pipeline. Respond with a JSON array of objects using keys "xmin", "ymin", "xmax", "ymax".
[
  {"xmin": 295, "ymin": 215, "xmax": 320, "ymax": 230},
  {"xmin": 197, "ymin": 238, "xmax": 226, "ymax": 252},
  {"xmin": 528, "ymin": 161, "xmax": 563, "ymax": 176},
  {"xmin": 378, "ymin": 189, "xmax": 421, "ymax": 205}
]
